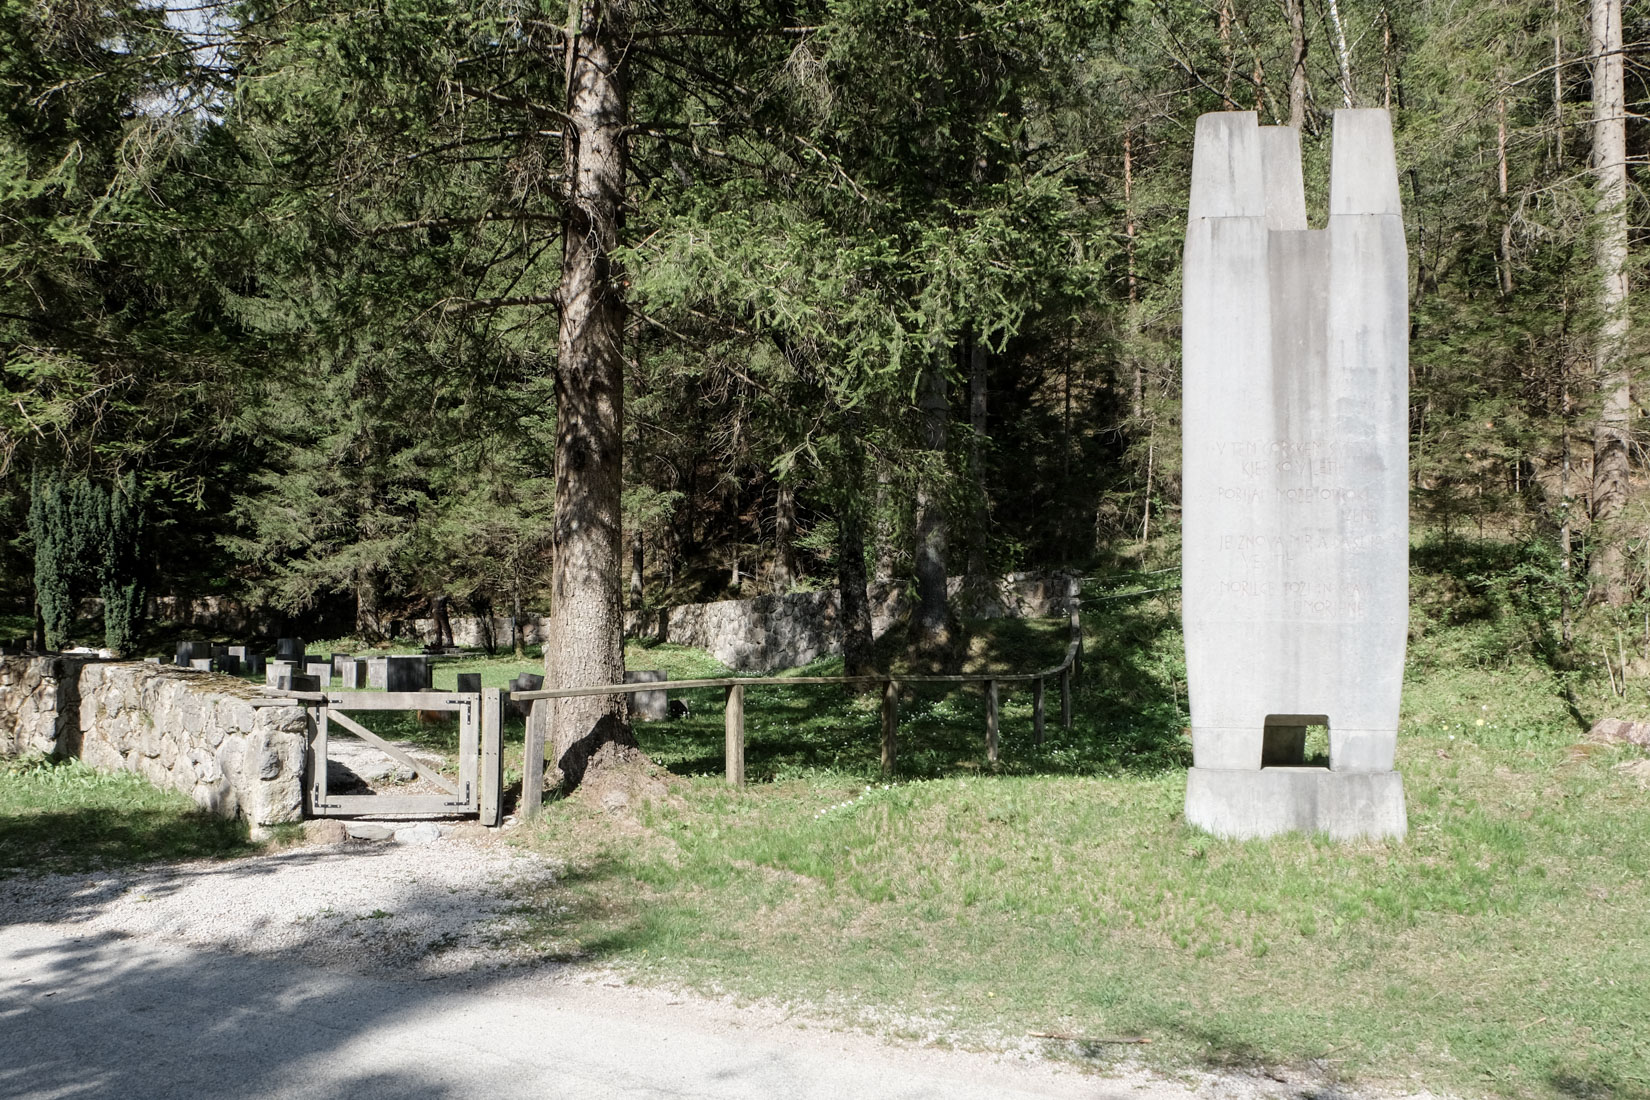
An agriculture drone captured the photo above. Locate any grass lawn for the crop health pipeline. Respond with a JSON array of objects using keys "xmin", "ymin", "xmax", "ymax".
[
  {"xmin": 0, "ymin": 757, "xmax": 257, "ymax": 877},
  {"xmin": 501, "ymin": 571, "xmax": 1650, "ymax": 1100}
]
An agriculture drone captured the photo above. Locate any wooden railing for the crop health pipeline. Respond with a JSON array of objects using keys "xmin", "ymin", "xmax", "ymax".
[{"xmin": 510, "ymin": 583, "xmax": 1084, "ymax": 817}]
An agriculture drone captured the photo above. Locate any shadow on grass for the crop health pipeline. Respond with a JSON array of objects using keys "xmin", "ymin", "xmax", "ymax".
[
  {"xmin": 0, "ymin": 807, "xmax": 255, "ymax": 879},
  {"xmin": 1550, "ymin": 1071, "xmax": 1650, "ymax": 1100}
]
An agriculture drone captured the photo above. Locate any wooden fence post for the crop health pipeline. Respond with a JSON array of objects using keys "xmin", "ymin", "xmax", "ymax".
[
  {"xmin": 725, "ymin": 684, "xmax": 745, "ymax": 786},
  {"xmin": 1033, "ymin": 677, "xmax": 1045, "ymax": 747},
  {"xmin": 523, "ymin": 698, "xmax": 546, "ymax": 820},
  {"xmin": 480, "ymin": 688, "xmax": 503, "ymax": 826},
  {"xmin": 985, "ymin": 679, "xmax": 999, "ymax": 763},
  {"xmin": 1060, "ymin": 667, "xmax": 1072, "ymax": 730},
  {"xmin": 881, "ymin": 679, "xmax": 898, "ymax": 776}
]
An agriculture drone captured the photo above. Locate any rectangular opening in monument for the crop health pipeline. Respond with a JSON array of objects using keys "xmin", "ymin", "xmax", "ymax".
[{"xmin": 1261, "ymin": 714, "xmax": 1330, "ymax": 768}]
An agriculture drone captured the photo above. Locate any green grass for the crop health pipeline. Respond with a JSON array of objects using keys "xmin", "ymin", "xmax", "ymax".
[
  {"xmin": 0, "ymin": 757, "xmax": 257, "ymax": 876},
  {"xmin": 502, "ymin": 565, "xmax": 1650, "ymax": 1100}
]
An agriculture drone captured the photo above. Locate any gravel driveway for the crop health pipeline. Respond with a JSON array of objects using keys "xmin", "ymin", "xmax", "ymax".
[{"xmin": 0, "ymin": 823, "xmax": 558, "ymax": 976}]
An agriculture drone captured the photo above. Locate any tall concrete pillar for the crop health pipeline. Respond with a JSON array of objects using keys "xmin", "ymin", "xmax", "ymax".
[{"xmin": 1181, "ymin": 109, "xmax": 1408, "ymax": 840}]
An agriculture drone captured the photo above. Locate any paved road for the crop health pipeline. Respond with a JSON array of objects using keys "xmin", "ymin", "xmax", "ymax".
[{"xmin": 0, "ymin": 924, "xmax": 1180, "ymax": 1100}]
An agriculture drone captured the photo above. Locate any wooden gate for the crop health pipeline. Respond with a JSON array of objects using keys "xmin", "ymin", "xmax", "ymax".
[{"xmin": 305, "ymin": 690, "xmax": 503, "ymax": 825}]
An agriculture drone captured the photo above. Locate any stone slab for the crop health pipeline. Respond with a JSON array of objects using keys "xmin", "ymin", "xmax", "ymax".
[
  {"xmin": 367, "ymin": 657, "xmax": 388, "ymax": 690},
  {"xmin": 385, "ymin": 656, "xmax": 430, "ymax": 693},
  {"xmin": 455, "ymin": 673, "xmax": 482, "ymax": 695},
  {"xmin": 1185, "ymin": 767, "xmax": 1407, "ymax": 840},
  {"xmin": 339, "ymin": 659, "xmax": 368, "ymax": 689},
  {"xmin": 275, "ymin": 674, "xmax": 320, "ymax": 692},
  {"xmin": 245, "ymin": 654, "xmax": 266, "ymax": 677},
  {"xmin": 265, "ymin": 660, "xmax": 296, "ymax": 687},
  {"xmin": 275, "ymin": 638, "xmax": 305, "ymax": 663},
  {"xmin": 624, "ymin": 670, "xmax": 669, "ymax": 721}
]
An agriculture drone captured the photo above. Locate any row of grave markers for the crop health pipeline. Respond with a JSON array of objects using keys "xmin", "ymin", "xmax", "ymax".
[
  {"xmin": 157, "ymin": 638, "xmax": 670, "ymax": 717},
  {"xmin": 162, "ymin": 638, "xmax": 435, "ymax": 694}
]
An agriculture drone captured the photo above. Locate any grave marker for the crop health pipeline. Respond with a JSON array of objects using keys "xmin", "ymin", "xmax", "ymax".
[{"xmin": 624, "ymin": 670, "xmax": 669, "ymax": 721}]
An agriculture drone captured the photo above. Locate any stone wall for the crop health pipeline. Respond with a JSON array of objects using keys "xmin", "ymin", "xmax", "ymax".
[
  {"xmin": 393, "ymin": 572, "xmax": 1075, "ymax": 672},
  {"xmin": 0, "ymin": 656, "xmax": 308, "ymax": 826},
  {"xmin": 0, "ymin": 656, "xmax": 80, "ymax": 758},
  {"xmin": 627, "ymin": 573, "xmax": 1075, "ymax": 673}
]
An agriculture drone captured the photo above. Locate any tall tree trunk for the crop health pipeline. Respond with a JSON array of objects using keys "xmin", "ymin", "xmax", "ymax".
[
  {"xmin": 773, "ymin": 483, "xmax": 797, "ymax": 591},
  {"xmin": 629, "ymin": 527, "xmax": 644, "ymax": 610},
  {"xmin": 1381, "ymin": 4, "xmax": 1393, "ymax": 109},
  {"xmin": 1219, "ymin": 0, "xmax": 1236, "ymax": 110},
  {"xmin": 354, "ymin": 569, "xmax": 381, "ymax": 640},
  {"xmin": 967, "ymin": 336, "xmax": 988, "ymax": 577},
  {"xmin": 874, "ymin": 466, "xmax": 895, "ymax": 585},
  {"xmin": 1497, "ymin": 89, "xmax": 1514, "ymax": 296},
  {"xmin": 546, "ymin": 0, "xmax": 635, "ymax": 790},
  {"xmin": 512, "ymin": 584, "xmax": 525, "ymax": 658},
  {"xmin": 1588, "ymin": 0, "xmax": 1631, "ymax": 605},
  {"xmin": 1286, "ymin": 0, "xmax": 1308, "ymax": 130},
  {"xmin": 912, "ymin": 358, "xmax": 951, "ymax": 647},
  {"xmin": 1326, "ymin": 0, "xmax": 1353, "ymax": 108},
  {"xmin": 837, "ymin": 428, "xmax": 876, "ymax": 686}
]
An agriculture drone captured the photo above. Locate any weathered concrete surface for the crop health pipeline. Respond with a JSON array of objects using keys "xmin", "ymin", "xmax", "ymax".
[
  {"xmin": 1181, "ymin": 110, "xmax": 1408, "ymax": 839},
  {"xmin": 1184, "ymin": 768, "xmax": 1407, "ymax": 841}
]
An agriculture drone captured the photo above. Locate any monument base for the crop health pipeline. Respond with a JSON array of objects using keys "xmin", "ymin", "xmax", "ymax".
[{"xmin": 1185, "ymin": 767, "xmax": 1407, "ymax": 840}]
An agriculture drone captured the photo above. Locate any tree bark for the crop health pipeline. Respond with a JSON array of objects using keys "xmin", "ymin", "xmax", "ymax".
[
  {"xmin": 354, "ymin": 569, "xmax": 381, "ymax": 640},
  {"xmin": 1497, "ymin": 90, "xmax": 1514, "ymax": 296},
  {"xmin": 629, "ymin": 527, "xmax": 644, "ymax": 610},
  {"xmin": 873, "ymin": 466, "xmax": 895, "ymax": 585},
  {"xmin": 967, "ymin": 336, "xmax": 989, "ymax": 577},
  {"xmin": 1326, "ymin": 0, "xmax": 1353, "ymax": 108},
  {"xmin": 1588, "ymin": 0, "xmax": 1631, "ymax": 606},
  {"xmin": 837, "ymin": 433, "xmax": 876, "ymax": 686},
  {"xmin": 773, "ymin": 483, "xmax": 797, "ymax": 591},
  {"xmin": 912, "ymin": 358, "xmax": 951, "ymax": 647},
  {"xmin": 546, "ymin": 0, "xmax": 635, "ymax": 790},
  {"xmin": 1285, "ymin": 0, "xmax": 1308, "ymax": 130}
]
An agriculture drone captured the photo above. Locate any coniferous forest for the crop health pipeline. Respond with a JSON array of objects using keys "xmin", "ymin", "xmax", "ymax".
[{"xmin": 2, "ymin": 0, "xmax": 1646, "ymax": 681}]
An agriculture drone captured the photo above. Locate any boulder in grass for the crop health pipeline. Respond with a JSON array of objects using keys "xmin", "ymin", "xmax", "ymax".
[{"xmin": 1586, "ymin": 719, "xmax": 1650, "ymax": 747}]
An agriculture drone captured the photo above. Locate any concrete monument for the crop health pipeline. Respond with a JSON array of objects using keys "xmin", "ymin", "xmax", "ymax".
[{"xmin": 1181, "ymin": 109, "xmax": 1408, "ymax": 840}]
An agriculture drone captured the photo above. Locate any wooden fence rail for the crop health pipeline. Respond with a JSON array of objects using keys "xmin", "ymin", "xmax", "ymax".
[{"xmin": 510, "ymin": 585, "xmax": 1084, "ymax": 818}]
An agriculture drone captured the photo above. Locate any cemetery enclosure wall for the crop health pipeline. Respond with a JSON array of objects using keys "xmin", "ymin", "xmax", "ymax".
[
  {"xmin": 0, "ymin": 656, "xmax": 307, "ymax": 826},
  {"xmin": 400, "ymin": 572, "xmax": 1076, "ymax": 673}
]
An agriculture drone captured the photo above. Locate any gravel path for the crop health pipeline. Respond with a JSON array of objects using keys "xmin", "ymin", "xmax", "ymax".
[{"xmin": 0, "ymin": 824, "xmax": 560, "ymax": 977}]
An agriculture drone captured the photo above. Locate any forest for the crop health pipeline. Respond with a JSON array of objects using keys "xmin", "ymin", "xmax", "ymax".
[{"xmin": 2, "ymin": 0, "xmax": 1646, "ymax": 712}]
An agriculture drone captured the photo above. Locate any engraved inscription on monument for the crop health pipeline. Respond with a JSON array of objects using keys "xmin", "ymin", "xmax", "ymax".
[{"xmin": 1180, "ymin": 109, "xmax": 1409, "ymax": 840}]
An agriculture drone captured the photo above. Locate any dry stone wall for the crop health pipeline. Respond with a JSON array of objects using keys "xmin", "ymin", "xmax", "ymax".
[
  {"xmin": 394, "ymin": 572, "xmax": 1075, "ymax": 673},
  {"xmin": 0, "ymin": 656, "xmax": 308, "ymax": 826}
]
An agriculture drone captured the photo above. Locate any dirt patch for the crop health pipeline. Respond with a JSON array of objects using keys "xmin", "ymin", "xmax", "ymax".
[{"xmin": 566, "ymin": 741, "xmax": 679, "ymax": 824}]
